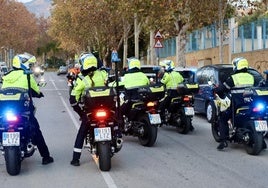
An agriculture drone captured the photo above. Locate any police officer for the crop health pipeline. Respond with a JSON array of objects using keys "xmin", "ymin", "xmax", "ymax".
[
  {"xmin": 69, "ymin": 53, "xmax": 108, "ymax": 166},
  {"xmin": 214, "ymin": 57, "xmax": 264, "ymax": 150},
  {"xmin": 1, "ymin": 53, "xmax": 54, "ymax": 165},
  {"xmin": 158, "ymin": 60, "xmax": 184, "ymax": 121},
  {"xmin": 117, "ymin": 58, "xmax": 150, "ymax": 122}
]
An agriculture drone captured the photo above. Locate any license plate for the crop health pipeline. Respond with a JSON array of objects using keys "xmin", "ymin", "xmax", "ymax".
[
  {"xmin": 94, "ymin": 127, "xmax": 112, "ymax": 141},
  {"xmin": 184, "ymin": 107, "xmax": 195, "ymax": 116},
  {"xmin": 2, "ymin": 132, "xmax": 20, "ymax": 146},
  {"xmin": 254, "ymin": 120, "xmax": 268, "ymax": 132},
  {"xmin": 149, "ymin": 113, "xmax": 161, "ymax": 124}
]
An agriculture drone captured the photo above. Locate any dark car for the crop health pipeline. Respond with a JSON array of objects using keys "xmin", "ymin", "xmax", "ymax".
[
  {"xmin": 194, "ymin": 64, "xmax": 264, "ymax": 122},
  {"xmin": 174, "ymin": 67, "xmax": 197, "ymax": 83},
  {"xmin": 140, "ymin": 65, "xmax": 161, "ymax": 82}
]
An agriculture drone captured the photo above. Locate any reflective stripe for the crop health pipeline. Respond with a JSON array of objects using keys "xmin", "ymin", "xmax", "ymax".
[
  {"xmin": 231, "ymin": 73, "xmax": 254, "ymax": 86},
  {"xmin": 74, "ymin": 148, "xmax": 82, "ymax": 153},
  {"xmin": 223, "ymin": 82, "xmax": 231, "ymax": 90}
]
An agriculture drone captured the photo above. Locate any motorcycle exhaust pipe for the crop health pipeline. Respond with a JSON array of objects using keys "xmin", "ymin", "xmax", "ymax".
[
  {"xmin": 116, "ymin": 138, "xmax": 123, "ymax": 150},
  {"xmin": 27, "ymin": 143, "xmax": 36, "ymax": 153}
]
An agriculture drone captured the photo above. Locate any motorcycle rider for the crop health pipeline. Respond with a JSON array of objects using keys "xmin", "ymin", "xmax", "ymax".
[
  {"xmin": 214, "ymin": 57, "xmax": 266, "ymax": 150},
  {"xmin": 66, "ymin": 63, "xmax": 80, "ymax": 82},
  {"xmin": 158, "ymin": 60, "xmax": 184, "ymax": 123},
  {"xmin": 69, "ymin": 53, "xmax": 108, "ymax": 166},
  {"xmin": 117, "ymin": 57, "xmax": 150, "ymax": 121},
  {"xmin": 1, "ymin": 53, "xmax": 54, "ymax": 165}
]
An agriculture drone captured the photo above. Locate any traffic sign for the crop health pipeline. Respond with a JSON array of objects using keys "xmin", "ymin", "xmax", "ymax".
[
  {"xmin": 111, "ymin": 50, "xmax": 120, "ymax": 62},
  {"xmin": 154, "ymin": 39, "xmax": 163, "ymax": 48},
  {"xmin": 154, "ymin": 30, "xmax": 163, "ymax": 39}
]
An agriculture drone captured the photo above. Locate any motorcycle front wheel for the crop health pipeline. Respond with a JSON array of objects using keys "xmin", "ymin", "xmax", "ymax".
[
  {"xmin": 211, "ymin": 120, "xmax": 221, "ymax": 142},
  {"xmin": 97, "ymin": 142, "xmax": 111, "ymax": 171},
  {"xmin": 4, "ymin": 147, "xmax": 21, "ymax": 176},
  {"xmin": 138, "ymin": 115, "xmax": 157, "ymax": 147}
]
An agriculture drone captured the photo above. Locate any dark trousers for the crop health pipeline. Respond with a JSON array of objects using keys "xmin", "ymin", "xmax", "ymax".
[
  {"xmin": 218, "ymin": 109, "xmax": 231, "ymax": 141},
  {"xmin": 72, "ymin": 114, "xmax": 88, "ymax": 160},
  {"xmin": 31, "ymin": 116, "xmax": 50, "ymax": 158}
]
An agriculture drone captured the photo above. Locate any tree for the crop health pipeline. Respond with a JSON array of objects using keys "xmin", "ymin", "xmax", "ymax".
[{"xmin": 0, "ymin": 0, "xmax": 38, "ymax": 54}]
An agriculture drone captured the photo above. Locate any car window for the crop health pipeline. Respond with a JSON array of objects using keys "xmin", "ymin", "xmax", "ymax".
[
  {"xmin": 178, "ymin": 70, "xmax": 195, "ymax": 83},
  {"xmin": 248, "ymin": 68, "xmax": 264, "ymax": 86},
  {"xmin": 196, "ymin": 68, "xmax": 206, "ymax": 84},
  {"xmin": 218, "ymin": 67, "xmax": 233, "ymax": 84}
]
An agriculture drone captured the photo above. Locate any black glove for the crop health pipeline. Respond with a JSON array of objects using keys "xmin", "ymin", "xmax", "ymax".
[{"xmin": 38, "ymin": 92, "xmax": 44, "ymax": 98}]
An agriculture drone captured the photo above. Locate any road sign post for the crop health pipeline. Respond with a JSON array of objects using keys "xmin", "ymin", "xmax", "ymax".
[{"xmin": 154, "ymin": 30, "xmax": 163, "ymax": 65}]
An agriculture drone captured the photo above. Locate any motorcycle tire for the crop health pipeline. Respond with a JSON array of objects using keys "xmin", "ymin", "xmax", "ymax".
[
  {"xmin": 4, "ymin": 147, "xmax": 21, "ymax": 176},
  {"xmin": 138, "ymin": 115, "xmax": 157, "ymax": 147},
  {"xmin": 244, "ymin": 126, "xmax": 263, "ymax": 155},
  {"xmin": 177, "ymin": 115, "xmax": 191, "ymax": 134},
  {"xmin": 206, "ymin": 101, "xmax": 216, "ymax": 123},
  {"xmin": 211, "ymin": 118, "xmax": 221, "ymax": 142},
  {"xmin": 98, "ymin": 142, "xmax": 111, "ymax": 171}
]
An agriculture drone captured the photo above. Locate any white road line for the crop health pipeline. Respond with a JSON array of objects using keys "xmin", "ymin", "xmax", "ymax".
[{"xmin": 50, "ymin": 77, "xmax": 117, "ymax": 188}]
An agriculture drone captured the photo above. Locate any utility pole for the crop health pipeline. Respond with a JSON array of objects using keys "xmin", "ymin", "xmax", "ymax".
[{"xmin": 219, "ymin": 0, "xmax": 224, "ymax": 64}]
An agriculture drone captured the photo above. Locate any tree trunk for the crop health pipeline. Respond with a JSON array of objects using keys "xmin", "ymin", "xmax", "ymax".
[{"xmin": 176, "ymin": 23, "xmax": 189, "ymax": 67}]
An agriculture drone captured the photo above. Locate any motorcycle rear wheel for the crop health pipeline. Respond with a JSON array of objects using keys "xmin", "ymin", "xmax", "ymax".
[
  {"xmin": 177, "ymin": 115, "xmax": 191, "ymax": 134},
  {"xmin": 4, "ymin": 147, "xmax": 21, "ymax": 176},
  {"xmin": 138, "ymin": 115, "xmax": 157, "ymax": 147},
  {"xmin": 244, "ymin": 128, "xmax": 263, "ymax": 155},
  {"xmin": 98, "ymin": 142, "xmax": 111, "ymax": 171}
]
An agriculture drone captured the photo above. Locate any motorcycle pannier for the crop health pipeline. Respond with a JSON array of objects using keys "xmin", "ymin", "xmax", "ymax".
[
  {"xmin": 84, "ymin": 86, "xmax": 115, "ymax": 111},
  {"xmin": 0, "ymin": 88, "xmax": 31, "ymax": 114},
  {"xmin": 177, "ymin": 83, "xmax": 199, "ymax": 95}
]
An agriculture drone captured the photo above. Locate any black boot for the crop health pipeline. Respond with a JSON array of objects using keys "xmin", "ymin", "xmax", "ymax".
[
  {"xmin": 217, "ymin": 141, "xmax": 228, "ymax": 150},
  {"xmin": 70, "ymin": 151, "xmax": 81, "ymax": 166},
  {"xmin": 42, "ymin": 156, "xmax": 54, "ymax": 165},
  {"xmin": 70, "ymin": 159, "xmax": 80, "ymax": 166}
]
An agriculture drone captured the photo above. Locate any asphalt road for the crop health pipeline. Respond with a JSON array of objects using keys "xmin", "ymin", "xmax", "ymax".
[{"xmin": 0, "ymin": 72, "xmax": 267, "ymax": 188}]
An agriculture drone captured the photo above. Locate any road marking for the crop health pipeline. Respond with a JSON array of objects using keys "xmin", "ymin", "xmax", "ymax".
[{"xmin": 50, "ymin": 77, "xmax": 117, "ymax": 188}]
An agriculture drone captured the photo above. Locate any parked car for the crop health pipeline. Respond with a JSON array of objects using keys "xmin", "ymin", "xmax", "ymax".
[
  {"xmin": 194, "ymin": 64, "xmax": 264, "ymax": 123},
  {"xmin": 174, "ymin": 67, "xmax": 197, "ymax": 83},
  {"xmin": 140, "ymin": 65, "xmax": 161, "ymax": 83},
  {"xmin": 57, "ymin": 66, "xmax": 68, "ymax": 75}
]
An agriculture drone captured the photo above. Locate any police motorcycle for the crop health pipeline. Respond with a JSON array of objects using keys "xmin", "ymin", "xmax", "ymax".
[
  {"xmin": 81, "ymin": 86, "xmax": 123, "ymax": 171},
  {"xmin": 119, "ymin": 84, "xmax": 165, "ymax": 147},
  {"xmin": 210, "ymin": 81, "xmax": 268, "ymax": 155},
  {"xmin": 160, "ymin": 83, "xmax": 199, "ymax": 134},
  {"xmin": 0, "ymin": 74, "xmax": 47, "ymax": 175}
]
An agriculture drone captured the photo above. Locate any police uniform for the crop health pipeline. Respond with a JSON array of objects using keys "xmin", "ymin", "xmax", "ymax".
[
  {"xmin": 118, "ymin": 58, "xmax": 149, "ymax": 120},
  {"xmin": 70, "ymin": 53, "xmax": 107, "ymax": 166},
  {"xmin": 215, "ymin": 57, "xmax": 256, "ymax": 150},
  {"xmin": 159, "ymin": 63, "xmax": 184, "ymax": 119}
]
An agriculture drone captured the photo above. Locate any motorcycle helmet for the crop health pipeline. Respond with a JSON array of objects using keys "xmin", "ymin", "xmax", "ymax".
[
  {"xmin": 79, "ymin": 53, "xmax": 97, "ymax": 71},
  {"xmin": 127, "ymin": 57, "xmax": 141, "ymax": 70},
  {"xmin": 232, "ymin": 57, "xmax": 249, "ymax": 72},
  {"xmin": 159, "ymin": 60, "xmax": 175, "ymax": 71},
  {"xmin": 74, "ymin": 63, "xmax": 81, "ymax": 69},
  {"xmin": 12, "ymin": 53, "xmax": 36, "ymax": 70}
]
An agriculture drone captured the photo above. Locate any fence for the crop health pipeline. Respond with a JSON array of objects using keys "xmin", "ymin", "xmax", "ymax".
[{"xmin": 158, "ymin": 18, "xmax": 268, "ymax": 58}]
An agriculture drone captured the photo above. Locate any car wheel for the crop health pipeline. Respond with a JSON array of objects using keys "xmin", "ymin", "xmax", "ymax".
[{"xmin": 206, "ymin": 101, "xmax": 216, "ymax": 123}]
